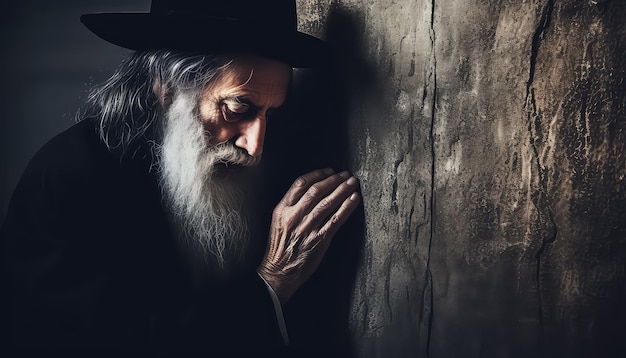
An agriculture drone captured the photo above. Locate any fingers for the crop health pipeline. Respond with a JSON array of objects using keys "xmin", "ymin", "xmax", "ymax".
[
  {"xmin": 281, "ymin": 168, "xmax": 335, "ymax": 206},
  {"xmin": 279, "ymin": 168, "xmax": 360, "ymax": 230},
  {"xmin": 261, "ymin": 168, "xmax": 362, "ymax": 304},
  {"xmin": 296, "ymin": 171, "xmax": 351, "ymax": 211},
  {"xmin": 320, "ymin": 191, "xmax": 360, "ymax": 239},
  {"xmin": 299, "ymin": 175, "xmax": 359, "ymax": 230},
  {"xmin": 300, "ymin": 191, "xmax": 361, "ymax": 255}
]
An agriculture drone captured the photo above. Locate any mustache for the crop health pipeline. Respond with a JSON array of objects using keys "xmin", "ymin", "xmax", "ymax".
[{"xmin": 210, "ymin": 141, "xmax": 261, "ymax": 167}]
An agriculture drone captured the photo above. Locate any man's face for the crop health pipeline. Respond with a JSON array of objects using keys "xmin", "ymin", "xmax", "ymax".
[
  {"xmin": 158, "ymin": 56, "xmax": 291, "ymax": 275},
  {"xmin": 198, "ymin": 56, "xmax": 292, "ymax": 158}
]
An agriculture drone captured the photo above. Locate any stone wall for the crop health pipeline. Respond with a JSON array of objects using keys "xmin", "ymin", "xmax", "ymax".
[{"xmin": 292, "ymin": 0, "xmax": 626, "ymax": 356}]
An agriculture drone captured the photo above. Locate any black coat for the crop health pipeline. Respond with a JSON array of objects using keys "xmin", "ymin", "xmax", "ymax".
[{"xmin": 0, "ymin": 118, "xmax": 286, "ymax": 356}]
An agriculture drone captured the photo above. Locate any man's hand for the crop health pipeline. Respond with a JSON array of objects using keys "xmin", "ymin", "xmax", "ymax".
[{"xmin": 258, "ymin": 168, "xmax": 360, "ymax": 304}]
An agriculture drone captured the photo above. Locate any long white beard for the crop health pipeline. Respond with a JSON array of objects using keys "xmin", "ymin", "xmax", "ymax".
[{"xmin": 157, "ymin": 91, "xmax": 261, "ymax": 281}]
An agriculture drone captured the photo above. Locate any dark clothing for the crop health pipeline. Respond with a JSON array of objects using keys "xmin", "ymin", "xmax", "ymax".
[{"xmin": 0, "ymin": 119, "xmax": 285, "ymax": 356}]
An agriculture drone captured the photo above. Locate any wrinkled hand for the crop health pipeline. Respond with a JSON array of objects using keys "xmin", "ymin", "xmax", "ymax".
[{"xmin": 258, "ymin": 168, "xmax": 360, "ymax": 304}]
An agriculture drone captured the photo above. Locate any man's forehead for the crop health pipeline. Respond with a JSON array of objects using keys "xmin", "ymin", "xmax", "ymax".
[
  {"xmin": 211, "ymin": 56, "xmax": 292, "ymax": 104},
  {"xmin": 223, "ymin": 56, "xmax": 291, "ymax": 85}
]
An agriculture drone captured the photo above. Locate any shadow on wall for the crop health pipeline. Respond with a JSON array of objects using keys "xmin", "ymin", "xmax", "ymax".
[{"xmin": 260, "ymin": 5, "xmax": 377, "ymax": 357}]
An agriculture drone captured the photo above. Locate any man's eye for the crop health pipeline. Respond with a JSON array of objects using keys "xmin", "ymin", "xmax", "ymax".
[
  {"xmin": 223, "ymin": 98, "xmax": 249, "ymax": 114},
  {"xmin": 221, "ymin": 98, "xmax": 250, "ymax": 122}
]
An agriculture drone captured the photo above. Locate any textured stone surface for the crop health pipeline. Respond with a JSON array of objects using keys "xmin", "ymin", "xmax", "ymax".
[{"xmin": 295, "ymin": 0, "xmax": 626, "ymax": 356}]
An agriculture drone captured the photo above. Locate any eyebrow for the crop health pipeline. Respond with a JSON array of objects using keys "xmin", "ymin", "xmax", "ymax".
[{"xmin": 229, "ymin": 95, "xmax": 282, "ymax": 110}]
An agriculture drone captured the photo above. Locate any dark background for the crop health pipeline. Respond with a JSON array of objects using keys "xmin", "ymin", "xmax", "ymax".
[{"xmin": 0, "ymin": 0, "xmax": 149, "ymax": 221}]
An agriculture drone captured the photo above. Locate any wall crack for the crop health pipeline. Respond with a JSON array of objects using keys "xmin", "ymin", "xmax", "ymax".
[
  {"xmin": 422, "ymin": 0, "xmax": 437, "ymax": 356},
  {"xmin": 525, "ymin": 0, "xmax": 555, "ymax": 99},
  {"xmin": 523, "ymin": 0, "xmax": 558, "ymax": 336}
]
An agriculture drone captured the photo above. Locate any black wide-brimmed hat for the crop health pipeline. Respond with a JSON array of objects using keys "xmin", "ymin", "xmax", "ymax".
[{"xmin": 81, "ymin": 0, "xmax": 329, "ymax": 67}]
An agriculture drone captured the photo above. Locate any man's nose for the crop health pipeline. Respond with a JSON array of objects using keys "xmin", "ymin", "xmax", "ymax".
[{"xmin": 234, "ymin": 116, "xmax": 266, "ymax": 157}]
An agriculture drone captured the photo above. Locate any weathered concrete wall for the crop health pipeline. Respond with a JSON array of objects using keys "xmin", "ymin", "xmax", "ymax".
[{"xmin": 295, "ymin": 0, "xmax": 626, "ymax": 356}]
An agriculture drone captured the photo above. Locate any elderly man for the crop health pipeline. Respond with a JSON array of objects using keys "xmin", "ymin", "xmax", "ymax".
[{"xmin": 0, "ymin": 0, "xmax": 360, "ymax": 355}]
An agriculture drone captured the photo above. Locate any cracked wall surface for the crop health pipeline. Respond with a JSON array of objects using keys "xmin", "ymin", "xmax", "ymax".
[{"xmin": 295, "ymin": 0, "xmax": 626, "ymax": 357}]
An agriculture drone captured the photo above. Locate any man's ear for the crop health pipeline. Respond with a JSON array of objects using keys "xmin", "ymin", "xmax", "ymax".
[{"xmin": 153, "ymin": 80, "xmax": 173, "ymax": 108}]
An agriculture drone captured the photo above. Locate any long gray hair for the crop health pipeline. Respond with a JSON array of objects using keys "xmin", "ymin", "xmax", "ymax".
[{"xmin": 80, "ymin": 50, "xmax": 232, "ymax": 155}]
